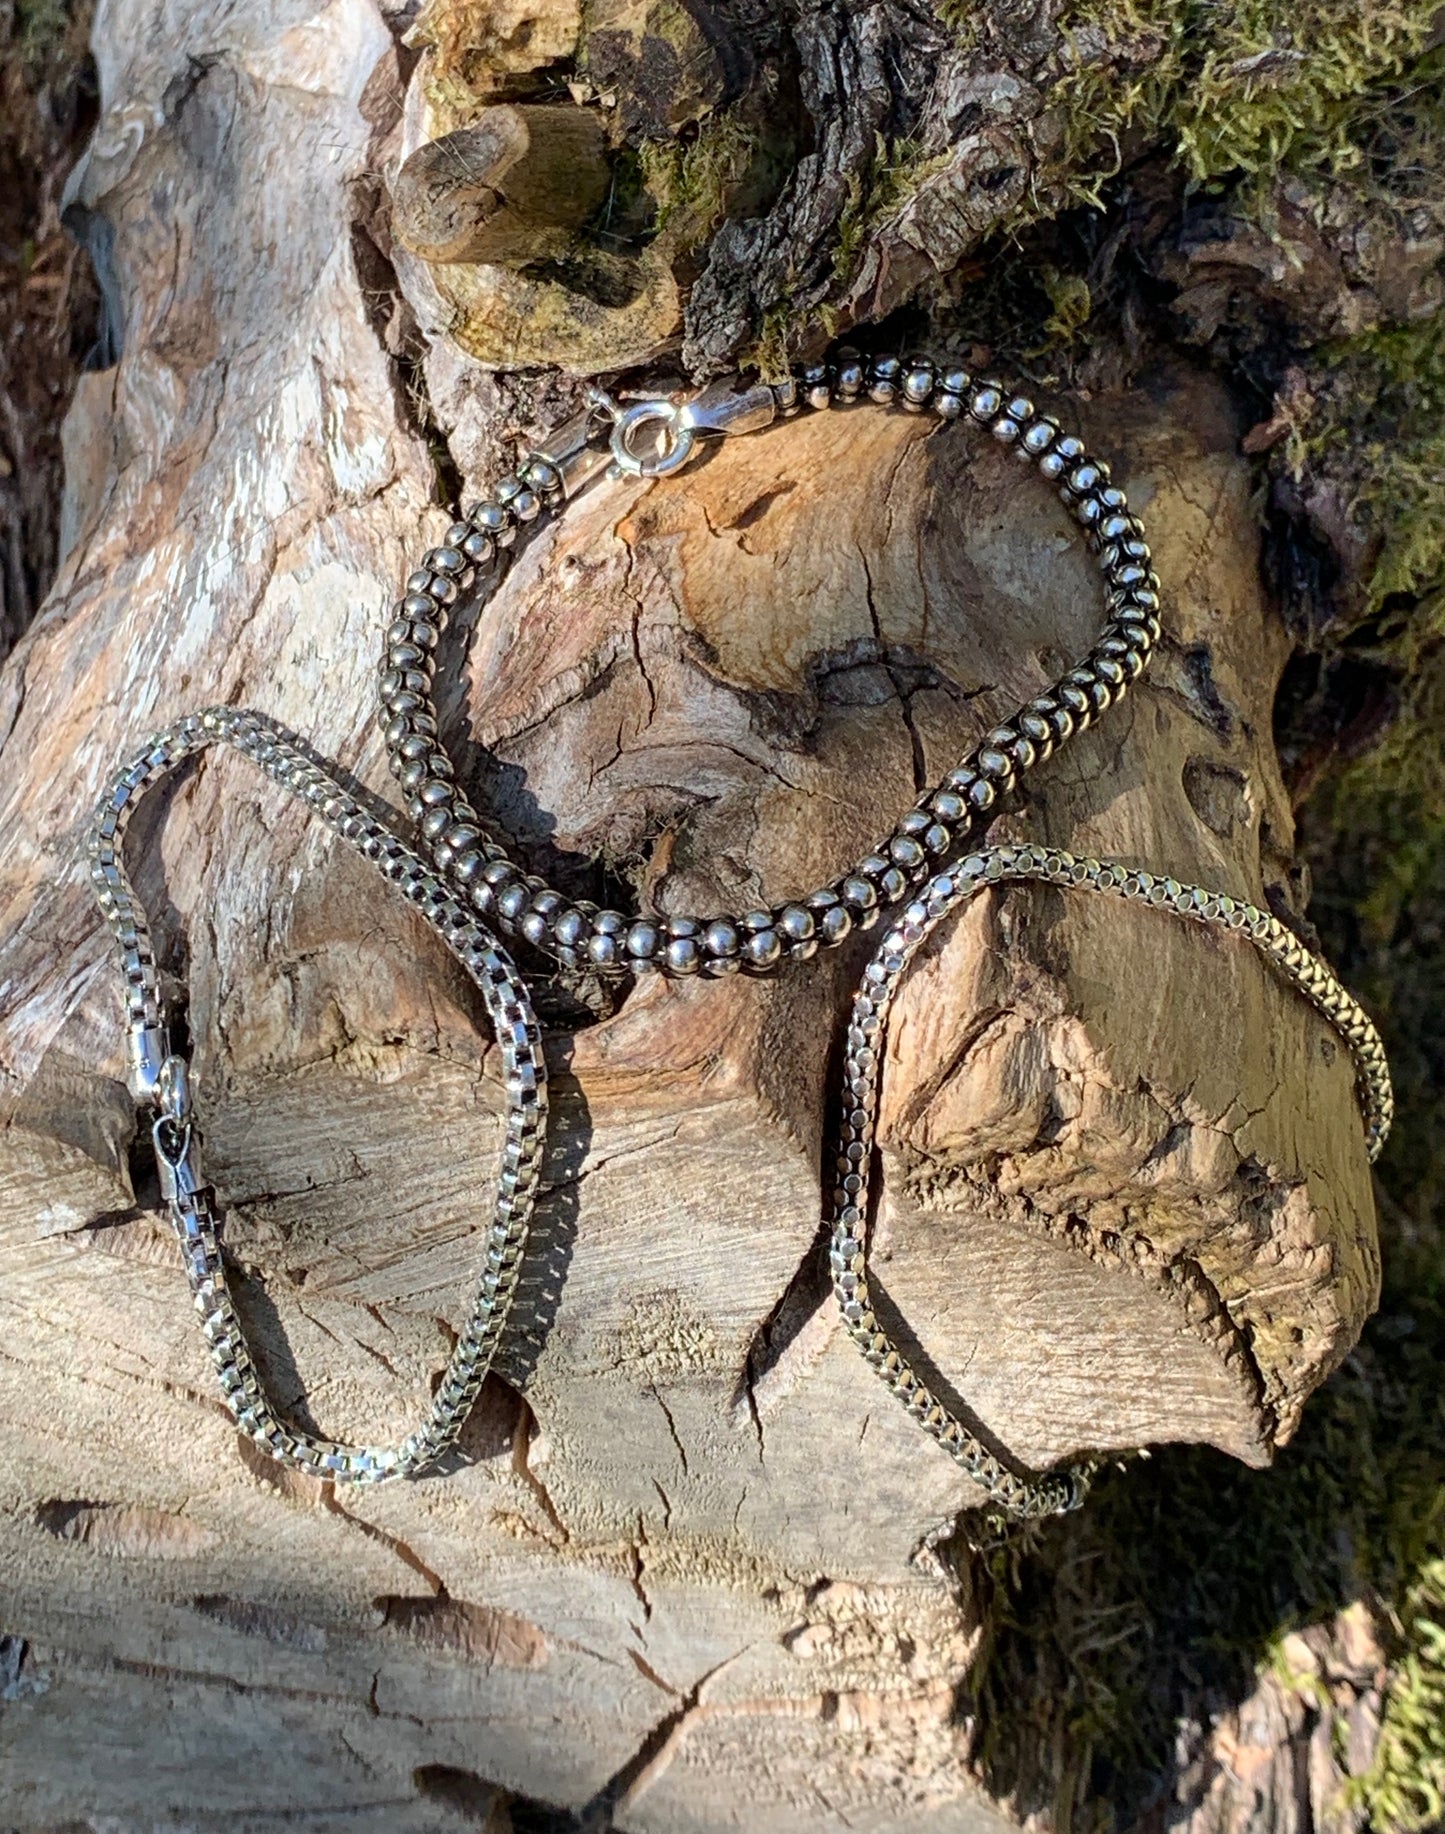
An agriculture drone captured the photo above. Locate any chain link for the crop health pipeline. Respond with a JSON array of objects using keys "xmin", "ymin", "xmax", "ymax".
[
  {"xmin": 829, "ymin": 843, "xmax": 1393, "ymax": 1521},
  {"xmin": 86, "ymin": 707, "xmax": 547, "ymax": 1484},
  {"xmin": 83, "ymin": 356, "xmax": 1393, "ymax": 1513},
  {"xmin": 376, "ymin": 351, "xmax": 1164, "ymax": 977}
]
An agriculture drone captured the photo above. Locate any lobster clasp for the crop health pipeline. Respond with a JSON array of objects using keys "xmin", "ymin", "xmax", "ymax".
[
  {"xmin": 153, "ymin": 1053, "xmax": 204, "ymax": 1205},
  {"xmin": 158, "ymin": 1054, "xmax": 192, "ymax": 1128}
]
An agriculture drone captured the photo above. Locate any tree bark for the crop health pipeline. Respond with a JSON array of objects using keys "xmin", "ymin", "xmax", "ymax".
[{"xmin": 0, "ymin": 2, "xmax": 1386, "ymax": 1830}]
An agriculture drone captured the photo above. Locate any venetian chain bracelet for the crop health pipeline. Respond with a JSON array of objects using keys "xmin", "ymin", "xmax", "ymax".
[
  {"xmin": 87, "ymin": 707, "xmax": 546, "ymax": 1484},
  {"xmin": 86, "ymin": 353, "xmax": 1392, "ymax": 1512}
]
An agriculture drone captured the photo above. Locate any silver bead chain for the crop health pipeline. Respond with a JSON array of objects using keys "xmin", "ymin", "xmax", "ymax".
[
  {"xmin": 82, "ymin": 358, "xmax": 1394, "ymax": 1510},
  {"xmin": 86, "ymin": 707, "xmax": 547, "ymax": 1484},
  {"xmin": 377, "ymin": 352, "xmax": 1164, "ymax": 977},
  {"xmin": 829, "ymin": 844, "xmax": 1394, "ymax": 1521}
]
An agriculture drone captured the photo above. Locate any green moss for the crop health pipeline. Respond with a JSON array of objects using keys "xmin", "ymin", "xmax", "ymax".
[
  {"xmin": 830, "ymin": 133, "xmax": 958, "ymax": 292},
  {"xmin": 935, "ymin": 0, "xmax": 981, "ymax": 36},
  {"xmin": 1350, "ymin": 1557, "xmax": 1445, "ymax": 1830},
  {"xmin": 747, "ymin": 303, "xmax": 796, "ymax": 383},
  {"xmin": 640, "ymin": 0, "xmax": 702, "ymax": 64},
  {"xmin": 12, "ymin": 0, "xmax": 87, "ymax": 77},
  {"xmin": 15, "ymin": 0, "xmax": 66, "ymax": 62},
  {"xmin": 1049, "ymin": 0, "xmax": 1441, "ymax": 195},
  {"xmin": 1330, "ymin": 317, "xmax": 1445, "ymax": 610},
  {"xmin": 1311, "ymin": 725, "xmax": 1445, "ymax": 1830},
  {"xmin": 831, "ymin": 169, "xmax": 869, "ymax": 293},
  {"xmin": 636, "ymin": 109, "xmax": 763, "ymax": 251},
  {"xmin": 1037, "ymin": 265, "xmax": 1093, "ymax": 347}
]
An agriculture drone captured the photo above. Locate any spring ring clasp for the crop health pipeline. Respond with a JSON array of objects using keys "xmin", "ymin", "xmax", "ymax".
[
  {"xmin": 607, "ymin": 378, "xmax": 780, "ymax": 479},
  {"xmin": 608, "ymin": 399, "xmax": 696, "ymax": 478}
]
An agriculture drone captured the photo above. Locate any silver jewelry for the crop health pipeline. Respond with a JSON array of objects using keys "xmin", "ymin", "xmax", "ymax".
[
  {"xmin": 82, "ymin": 358, "xmax": 1392, "ymax": 1516},
  {"xmin": 830, "ymin": 844, "xmax": 1394, "ymax": 1520},
  {"xmin": 87, "ymin": 707, "xmax": 547, "ymax": 1484},
  {"xmin": 377, "ymin": 353, "xmax": 1163, "ymax": 976}
]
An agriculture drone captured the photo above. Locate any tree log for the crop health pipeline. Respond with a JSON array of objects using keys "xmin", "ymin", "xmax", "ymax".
[
  {"xmin": 391, "ymin": 108, "xmax": 610, "ymax": 267},
  {"xmin": 0, "ymin": 2, "xmax": 1381, "ymax": 1830},
  {"xmin": 391, "ymin": 56, "xmax": 683, "ymax": 375}
]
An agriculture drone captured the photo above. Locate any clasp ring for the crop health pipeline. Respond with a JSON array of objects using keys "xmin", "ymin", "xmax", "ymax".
[{"xmin": 609, "ymin": 401, "xmax": 696, "ymax": 479}]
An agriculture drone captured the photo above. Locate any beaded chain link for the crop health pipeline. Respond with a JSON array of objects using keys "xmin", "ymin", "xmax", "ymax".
[
  {"xmin": 83, "ymin": 353, "xmax": 1392, "ymax": 1509},
  {"xmin": 86, "ymin": 708, "xmax": 547, "ymax": 1484},
  {"xmin": 376, "ymin": 351, "xmax": 1163, "ymax": 976},
  {"xmin": 829, "ymin": 844, "xmax": 1393, "ymax": 1520}
]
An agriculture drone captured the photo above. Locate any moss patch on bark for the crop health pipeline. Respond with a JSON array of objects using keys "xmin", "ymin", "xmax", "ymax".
[{"xmin": 1051, "ymin": 0, "xmax": 1441, "ymax": 192}]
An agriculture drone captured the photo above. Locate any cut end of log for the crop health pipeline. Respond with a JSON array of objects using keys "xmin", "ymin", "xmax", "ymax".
[{"xmin": 390, "ymin": 107, "xmax": 610, "ymax": 268}]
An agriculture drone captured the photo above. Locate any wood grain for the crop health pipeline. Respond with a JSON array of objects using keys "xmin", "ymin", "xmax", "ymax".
[{"xmin": 0, "ymin": 2, "xmax": 1377, "ymax": 1828}]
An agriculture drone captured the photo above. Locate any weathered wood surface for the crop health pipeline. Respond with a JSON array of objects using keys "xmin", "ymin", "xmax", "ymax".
[
  {"xmin": 0, "ymin": 2, "xmax": 1378, "ymax": 1829},
  {"xmin": 390, "ymin": 106, "xmax": 610, "ymax": 267},
  {"xmin": 391, "ymin": 46, "xmax": 684, "ymax": 375}
]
